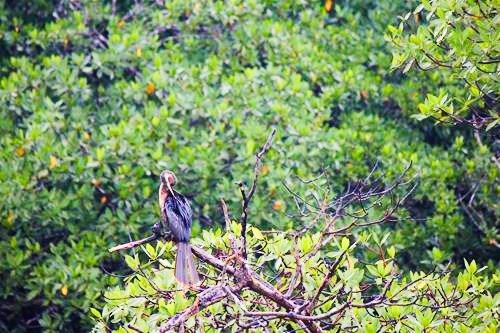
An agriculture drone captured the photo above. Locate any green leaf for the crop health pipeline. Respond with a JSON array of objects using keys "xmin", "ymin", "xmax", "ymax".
[
  {"xmin": 387, "ymin": 246, "xmax": 396, "ymax": 258},
  {"xmin": 124, "ymin": 254, "xmax": 139, "ymax": 271},
  {"xmin": 341, "ymin": 237, "xmax": 350, "ymax": 251},
  {"xmin": 485, "ymin": 119, "xmax": 498, "ymax": 132},
  {"xmin": 90, "ymin": 308, "xmax": 101, "ymax": 319},
  {"xmin": 246, "ymin": 139, "xmax": 256, "ymax": 155},
  {"xmin": 252, "ymin": 227, "xmax": 264, "ymax": 240},
  {"xmin": 143, "ymin": 243, "xmax": 157, "ymax": 260}
]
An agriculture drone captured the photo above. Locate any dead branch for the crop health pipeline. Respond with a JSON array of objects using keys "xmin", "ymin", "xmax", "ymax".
[{"xmin": 239, "ymin": 128, "xmax": 277, "ymax": 258}]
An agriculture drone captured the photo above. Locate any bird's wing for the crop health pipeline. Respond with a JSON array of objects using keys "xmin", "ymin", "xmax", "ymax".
[
  {"xmin": 164, "ymin": 197, "xmax": 192, "ymax": 242},
  {"xmin": 174, "ymin": 192, "xmax": 193, "ymax": 228}
]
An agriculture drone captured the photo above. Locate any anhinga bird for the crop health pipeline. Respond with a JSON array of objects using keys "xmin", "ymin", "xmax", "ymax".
[{"xmin": 158, "ymin": 170, "xmax": 200, "ymax": 286}]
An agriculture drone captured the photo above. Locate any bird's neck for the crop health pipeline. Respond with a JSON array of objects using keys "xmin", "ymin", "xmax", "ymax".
[{"xmin": 158, "ymin": 184, "xmax": 169, "ymax": 211}]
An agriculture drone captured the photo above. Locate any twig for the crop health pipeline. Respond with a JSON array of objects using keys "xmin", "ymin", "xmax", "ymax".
[
  {"xmin": 111, "ymin": 0, "xmax": 117, "ymax": 16},
  {"xmin": 239, "ymin": 128, "xmax": 277, "ymax": 258},
  {"xmin": 306, "ymin": 250, "xmax": 347, "ymax": 314},
  {"xmin": 221, "ymin": 198, "xmax": 241, "ymax": 257},
  {"xmin": 284, "ymin": 241, "xmax": 303, "ymax": 298},
  {"xmin": 220, "ymin": 198, "xmax": 232, "ymax": 231}
]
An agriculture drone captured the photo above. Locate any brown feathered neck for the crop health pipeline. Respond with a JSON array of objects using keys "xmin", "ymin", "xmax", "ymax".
[{"xmin": 158, "ymin": 182, "xmax": 171, "ymax": 215}]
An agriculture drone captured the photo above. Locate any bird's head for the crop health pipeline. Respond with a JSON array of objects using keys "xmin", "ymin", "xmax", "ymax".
[{"xmin": 160, "ymin": 170, "xmax": 177, "ymax": 187}]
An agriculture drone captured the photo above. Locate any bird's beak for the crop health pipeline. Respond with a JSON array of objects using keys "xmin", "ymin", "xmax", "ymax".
[{"xmin": 165, "ymin": 175, "xmax": 176, "ymax": 198}]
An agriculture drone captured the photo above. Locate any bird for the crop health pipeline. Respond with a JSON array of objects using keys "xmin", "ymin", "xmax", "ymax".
[{"xmin": 158, "ymin": 170, "xmax": 200, "ymax": 286}]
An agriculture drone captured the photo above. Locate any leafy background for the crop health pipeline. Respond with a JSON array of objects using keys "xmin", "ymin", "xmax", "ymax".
[{"xmin": 0, "ymin": 0, "xmax": 497, "ymax": 331}]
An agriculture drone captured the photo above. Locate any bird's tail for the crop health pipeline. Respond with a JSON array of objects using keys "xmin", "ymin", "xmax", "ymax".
[{"xmin": 175, "ymin": 242, "xmax": 200, "ymax": 286}]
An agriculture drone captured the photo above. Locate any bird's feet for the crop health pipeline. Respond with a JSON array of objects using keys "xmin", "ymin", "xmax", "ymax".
[
  {"xmin": 152, "ymin": 222, "xmax": 173, "ymax": 241},
  {"xmin": 151, "ymin": 222, "xmax": 162, "ymax": 237}
]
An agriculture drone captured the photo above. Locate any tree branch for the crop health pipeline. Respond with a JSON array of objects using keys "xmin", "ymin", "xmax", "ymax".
[
  {"xmin": 158, "ymin": 285, "xmax": 232, "ymax": 333},
  {"xmin": 239, "ymin": 128, "xmax": 277, "ymax": 258},
  {"xmin": 108, "ymin": 234, "xmax": 158, "ymax": 252}
]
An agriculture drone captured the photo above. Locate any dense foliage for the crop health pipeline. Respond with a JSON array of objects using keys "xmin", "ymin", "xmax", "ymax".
[
  {"xmin": 94, "ymin": 225, "xmax": 498, "ymax": 332},
  {"xmin": 387, "ymin": 0, "xmax": 499, "ymax": 131},
  {"xmin": 94, "ymin": 168, "xmax": 498, "ymax": 332},
  {"xmin": 0, "ymin": 0, "xmax": 498, "ymax": 331}
]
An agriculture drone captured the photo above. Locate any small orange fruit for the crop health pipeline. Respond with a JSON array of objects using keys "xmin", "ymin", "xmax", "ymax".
[
  {"xmin": 273, "ymin": 200, "xmax": 284, "ymax": 211},
  {"xmin": 324, "ymin": 0, "xmax": 334, "ymax": 12},
  {"xmin": 145, "ymin": 82, "xmax": 156, "ymax": 96},
  {"xmin": 16, "ymin": 146, "xmax": 25, "ymax": 157}
]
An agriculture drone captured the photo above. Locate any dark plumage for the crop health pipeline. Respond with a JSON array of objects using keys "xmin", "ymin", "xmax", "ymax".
[
  {"xmin": 158, "ymin": 171, "xmax": 200, "ymax": 286},
  {"xmin": 163, "ymin": 191, "xmax": 192, "ymax": 242}
]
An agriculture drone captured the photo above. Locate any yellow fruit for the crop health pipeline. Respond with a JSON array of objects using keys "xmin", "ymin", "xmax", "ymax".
[
  {"xmin": 61, "ymin": 285, "xmax": 68, "ymax": 297},
  {"xmin": 16, "ymin": 146, "xmax": 25, "ymax": 157},
  {"xmin": 50, "ymin": 155, "xmax": 58, "ymax": 169},
  {"xmin": 324, "ymin": 0, "xmax": 334, "ymax": 12},
  {"xmin": 145, "ymin": 82, "xmax": 156, "ymax": 96},
  {"xmin": 6, "ymin": 211, "xmax": 15, "ymax": 227}
]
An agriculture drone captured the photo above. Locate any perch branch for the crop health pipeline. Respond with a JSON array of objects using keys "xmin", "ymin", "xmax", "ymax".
[{"xmin": 108, "ymin": 234, "xmax": 158, "ymax": 252}]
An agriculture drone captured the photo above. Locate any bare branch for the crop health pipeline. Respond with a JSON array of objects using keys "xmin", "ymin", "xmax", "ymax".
[
  {"xmin": 220, "ymin": 198, "xmax": 232, "ymax": 231},
  {"xmin": 239, "ymin": 128, "xmax": 277, "ymax": 258},
  {"xmin": 108, "ymin": 234, "xmax": 158, "ymax": 253}
]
